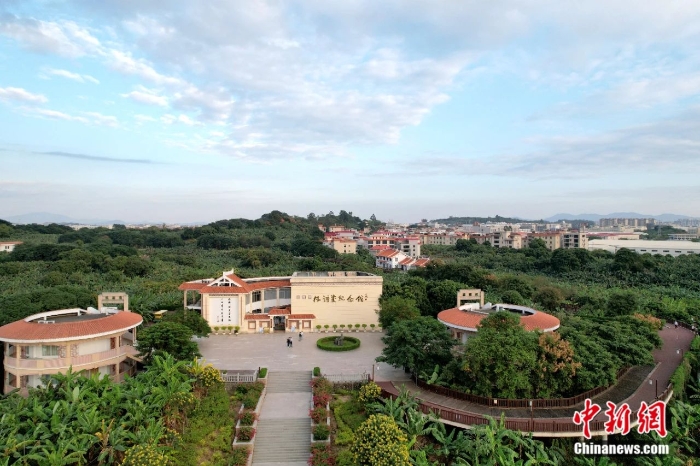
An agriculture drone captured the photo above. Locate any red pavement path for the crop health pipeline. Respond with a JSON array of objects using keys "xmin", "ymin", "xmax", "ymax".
[{"xmin": 378, "ymin": 326, "xmax": 695, "ymax": 433}]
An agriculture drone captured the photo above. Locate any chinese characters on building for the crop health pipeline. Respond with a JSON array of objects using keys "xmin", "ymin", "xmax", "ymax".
[
  {"xmin": 308, "ymin": 294, "xmax": 369, "ymax": 303},
  {"xmin": 572, "ymin": 399, "xmax": 666, "ymax": 439}
]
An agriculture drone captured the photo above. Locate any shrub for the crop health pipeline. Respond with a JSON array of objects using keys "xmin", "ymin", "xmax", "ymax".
[
  {"xmin": 310, "ymin": 405, "xmax": 328, "ymax": 424},
  {"xmin": 355, "ymin": 324, "xmax": 360, "ymax": 329},
  {"xmin": 313, "ymin": 423, "xmax": 330, "ymax": 441},
  {"xmin": 258, "ymin": 367, "xmax": 267, "ymax": 378},
  {"xmin": 237, "ymin": 426, "xmax": 255, "ymax": 442},
  {"xmin": 358, "ymin": 381, "xmax": 381, "ymax": 404},
  {"xmin": 347, "ymin": 324, "xmax": 352, "ymax": 330},
  {"xmin": 122, "ymin": 444, "xmax": 169, "ymax": 466},
  {"xmin": 332, "ymin": 324, "xmax": 338, "ymax": 330},
  {"xmin": 337, "ymin": 449, "xmax": 354, "ymax": 466},
  {"xmin": 339, "ymin": 324, "xmax": 345, "ymax": 329},
  {"xmin": 242, "ymin": 393, "xmax": 260, "ymax": 409},
  {"xmin": 311, "ymin": 377, "xmax": 333, "ymax": 396},
  {"xmin": 313, "ymin": 366, "xmax": 321, "ymax": 377},
  {"xmin": 362, "ymin": 324, "xmax": 367, "ymax": 329},
  {"xmin": 309, "ymin": 444, "xmax": 336, "ymax": 466},
  {"xmin": 229, "ymin": 447, "xmax": 250, "ymax": 466},
  {"xmin": 370, "ymin": 324, "xmax": 376, "ymax": 329},
  {"xmin": 234, "ymin": 325, "xmax": 240, "ymax": 333},
  {"xmin": 324, "ymin": 324, "xmax": 330, "ymax": 330},
  {"xmin": 214, "ymin": 326, "xmax": 220, "ymax": 332},
  {"xmin": 351, "ymin": 415, "xmax": 410, "ymax": 466},
  {"xmin": 238, "ymin": 410, "xmax": 256, "ymax": 426},
  {"xmin": 316, "ymin": 336, "xmax": 361, "ymax": 352},
  {"xmin": 313, "ymin": 393, "xmax": 331, "ymax": 407}
]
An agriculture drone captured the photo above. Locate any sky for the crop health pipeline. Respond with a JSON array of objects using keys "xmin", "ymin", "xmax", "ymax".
[{"xmin": 1, "ymin": 1, "xmax": 700, "ymax": 224}]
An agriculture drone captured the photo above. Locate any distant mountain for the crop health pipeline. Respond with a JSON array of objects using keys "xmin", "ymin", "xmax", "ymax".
[
  {"xmin": 2, "ymin": 212, "xmax": 127, "ymax": 225},
  {"xmin": 546, "ymin": 212, "xmax": 695, "ymax": 222}
]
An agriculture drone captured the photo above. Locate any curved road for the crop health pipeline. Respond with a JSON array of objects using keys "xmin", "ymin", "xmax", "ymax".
[{"xmin": 378, "ymin": 325, "xmax": 695, "ymax": 436}]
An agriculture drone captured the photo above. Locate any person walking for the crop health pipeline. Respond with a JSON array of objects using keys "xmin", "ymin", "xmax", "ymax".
[
  {"xmin": 286, "ymin": 337, "xmax": 291, "ymax": 347},
  {"xmin": 674, "ymin": 320, "xmax": 678, "ymax": 329},
  {"xmin": 299, "ymin": 331, "xmax": 303, "ymax": 341}
]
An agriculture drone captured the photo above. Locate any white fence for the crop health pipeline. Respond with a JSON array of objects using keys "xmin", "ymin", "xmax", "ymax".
[
  {"xmin": 220, "ymin": 372, "xmax": 257, "ymax": 383},
  {"xmin": 322, "ymin": 373, "xmax": 370, "ymax": 384}
]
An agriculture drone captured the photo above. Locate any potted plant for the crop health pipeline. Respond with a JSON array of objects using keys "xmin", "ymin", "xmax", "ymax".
[
  {"xmin": 234, "ymin": 325, "xmax": 240, "ymax": 335},
  {"xmin": 214, "ymin": 326, "xmax": 220, "ymax": 334},
  {"xmin": 227, "ymin": 326, "xmax": 233, "ymax": 335},
  {"xmin": 316, "ymin": 325, "xmax": 322, "ymax": 333},
  {"xmin": 339, "ymin": 324, "xmax": 345, "ymax": 330},
  {"xmin": 332, "ymin": 324, "xmax": 338, "ymax": 332},
  {"xmin": 347, "ymin": 324, "xmax": 353, "ymax": 332},
  {"xmin": 362, "ymin": 323, "xmax": 367, "ymax": 332},
  {"xmin": 354, "ymin": 324, "xmax": 361, "ymax": 332},
  {"xmin": 323, "ymin": 324, "xmax": 329, "ymax": 333},
  {"xmin": 370, "ymin": 324, "xmax": 376, "ymax": 332}
]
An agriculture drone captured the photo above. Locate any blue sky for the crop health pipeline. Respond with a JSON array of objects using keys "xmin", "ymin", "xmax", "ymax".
[{"xmin": 1, "ymin": 0, "xmax": 700, "ymax": 223}]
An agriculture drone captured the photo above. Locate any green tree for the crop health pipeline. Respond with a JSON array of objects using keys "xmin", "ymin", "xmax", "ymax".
[
  {"xmin": 606, "ymin": 290, "xmax": 639, "ymax": 316},
  {"xmin": 136, "ymin": 322, "xmax": 201, "ymax": 363},
  {"xmin": 377, "ymin": 317, "xmax": 454, "ymax": 377},
  {"xmin": 161, "ymin": 310, "xmax": 212, "ymax": 337},
  {"xmin": 426, "ymin": 280, "xmax": 465, "ymax": 317},
  {"xmin": 462, "ymin": 312, "xmax": 538, "ymax": 398},
  {"xmin": 378, "ymin": 296, "xmax": 420, "ymax": 329},
  {"xmin": 533, "ymin": 286, "xmax": 564, "ymax": 312}
]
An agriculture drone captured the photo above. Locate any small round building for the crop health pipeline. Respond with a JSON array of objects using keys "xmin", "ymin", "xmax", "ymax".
[
  {"xmin": 0, "ymin": 293, "xmax": 141, "ymax": 395},
  {"xmin": 438, "ymin": 289, "xmax": 560, "ymax": 343}
]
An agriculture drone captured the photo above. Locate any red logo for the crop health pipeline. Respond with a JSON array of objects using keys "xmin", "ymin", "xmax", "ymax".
[{"xmin": 572, "ymin": 399, "xmax": 667, "ymax": 438}]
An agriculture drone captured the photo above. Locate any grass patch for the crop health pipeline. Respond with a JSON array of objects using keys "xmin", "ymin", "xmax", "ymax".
[{"xmin": 316, "ymin": 336, "xmax": 360, "ymax": 352}]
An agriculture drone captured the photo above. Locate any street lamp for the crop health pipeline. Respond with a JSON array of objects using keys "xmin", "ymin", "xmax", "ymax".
[{"xmin": 529, "ymin": 400, "xmax": 534, "ymax": 431}]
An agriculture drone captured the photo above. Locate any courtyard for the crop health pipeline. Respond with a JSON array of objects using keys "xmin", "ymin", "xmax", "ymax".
[{"xmin": 196, "ymin": 331, "xmax": 410, "ymax": 382}]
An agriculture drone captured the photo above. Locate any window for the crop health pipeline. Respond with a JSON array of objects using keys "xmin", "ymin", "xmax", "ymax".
[
  {"xmin": 280, "ymin": 288, "xmax": 291, "ymax": 299},
  {"xmin": 252, "ymin": 291, "xmax": 261, "ymax": 302},
  {"xmin": 42, "ymin": 345, "xmax": 59, "ymax": 357},
  {"xmin": 264, "ymin": 289, "xmax": 277, "ymax": 300}
]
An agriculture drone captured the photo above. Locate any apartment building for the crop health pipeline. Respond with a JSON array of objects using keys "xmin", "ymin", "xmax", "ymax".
[
  {"xmin": 357, "ymin": 235, "xmax": 421, "ymax": 257},
  {"xmin": 523, "ymin": 232, "xmax": 561, "ymax": 250},
  {"xmin": 375, "ymin": 249, "xmax": 409, "ymax": 270},
  {"xmin": 323, "ymin": 238, "xmax": 358, "ymax": 254},
  {"xmin": 562, "ymin": 231, "xmax": 589, "ymax": 249},
  {"xmin": 421, "ymin": 233, "xmax": 468, "ymax": 246},
  {"xmin": 598, "ymin": 218, "xmax": 657, "ymax": 228}
]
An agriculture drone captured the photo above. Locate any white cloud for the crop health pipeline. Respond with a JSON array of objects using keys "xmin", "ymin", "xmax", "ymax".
[
  {"xmin": 25, "ymin": 107, "xmax": 119, "ymax": 127},
  {"xmin": 108, "ymin": 50, "xmax": 183, "ymax": 86},
  {"xmin": 0, "ymin": 15, "xmax": 102, "ymax": 58},
  {"xmin": 134, "ymin": 114, "xmax": 157, "ymax": 122},
  {"xmin": 43, "ymin": 68, "xmax": 99, "ymax": 84},
  {"xmin": 121, "ymin": 89, "xmax": 168, "ymax": 107},
  {"xmin": 0, "ymin": 86, "xmax": 48, "ymax": 104}
]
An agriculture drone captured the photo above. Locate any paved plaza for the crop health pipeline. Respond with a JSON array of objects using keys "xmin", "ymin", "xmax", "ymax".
[{"xmin": 196, "ymin": 331, "xmax": 410, "ymax": 382}]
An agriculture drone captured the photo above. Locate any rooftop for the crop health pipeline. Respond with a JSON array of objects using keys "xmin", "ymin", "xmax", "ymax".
[
  {"xmin": 437, "ymin": 303, "xmax": 560, "ymax": 333},
  {"xmin": 0, "ymin": 309, "xmax": 142, "ymax": 343}
]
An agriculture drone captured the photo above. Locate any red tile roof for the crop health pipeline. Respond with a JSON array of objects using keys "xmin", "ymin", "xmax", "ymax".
[
  {"xmin": 437, "ymin": 307, "xmax": 559, "ymax": 332},
  {"xmin": 244, "ymin": 314, "xmax": 270, "ymax": 320},
  {"xmin": 0, "ymin": 311, "xmax": 143, "ymax": 343},
  {"xmin": 180, "ymin": 273, "xmax": 291, "ymax": 294},
  {"xmin": 268, "ymin": 308, "xmax": 291, "ymax": 315},
  {"xmin": 377, "ymin": 249, "xmax": 401, "ymax": 258},
  {"xmin": 287, "ymin": 314, "xmax": 316, "ymax": 319},
  {"xmin": 179, "ymin": 282, "xmax": 208, "ymax": 291}
]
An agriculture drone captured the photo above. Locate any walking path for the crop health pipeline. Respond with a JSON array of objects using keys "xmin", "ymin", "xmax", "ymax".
[
  {"xmin": 378, "ymin": 326, "xmax": 694, "ymax": 436},
  {"xmin": 252, "ymin": 371, "xmax": 312, "ymax": 466}
]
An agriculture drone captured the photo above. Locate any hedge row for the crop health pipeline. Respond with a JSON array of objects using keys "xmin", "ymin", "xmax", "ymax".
[{"xmin": 316, "ymin": 336, "xmax": 361, "ymax": 352}]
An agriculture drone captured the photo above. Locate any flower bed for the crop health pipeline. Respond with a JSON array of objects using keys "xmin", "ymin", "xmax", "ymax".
[{"xmin": 316, "ymin": 336, "xmax": 360, "ymax": 352}]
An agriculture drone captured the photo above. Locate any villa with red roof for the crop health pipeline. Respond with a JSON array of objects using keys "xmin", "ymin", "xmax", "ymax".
[
  {"xmin": 179, "ymin": 270, "xmax": 383, "ymax": 333},
  {"xmin": 438, "ymin": 289, "xmax": 560, "ymax": 343},
  {"xmin": 0, "ymin": 294, "xmax": 141, "ymax": 395}
]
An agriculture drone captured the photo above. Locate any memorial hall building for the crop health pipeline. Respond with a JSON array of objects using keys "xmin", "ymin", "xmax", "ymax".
[{"xmin": 179, "ymin": 270, "xmax": 383, "ymax": 333}]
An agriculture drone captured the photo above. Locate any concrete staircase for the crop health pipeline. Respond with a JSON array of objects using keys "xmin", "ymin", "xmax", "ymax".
[
  {"xmin": 252, "ymin": 371, "xmax": 312, "ymax": 466},
  {"xmin": 265, "ymin": 370, "xmax": 312, "ymax": 393}
]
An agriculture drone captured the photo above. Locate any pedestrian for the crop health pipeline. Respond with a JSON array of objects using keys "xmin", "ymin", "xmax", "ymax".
[
  {"xmin": 674, "ymin": 320, "xmax": 678, "ymax": 329},
  {"xmin": 290, "ymin": 337, "xmax": 293, "ymax": 348},
  {"xmin": 286, "ymin": 337, "xmax": 291, "ymax": 347},
  {"xmin": 299, "ymin": 331, "xmax": 303, "ymax": 341}
]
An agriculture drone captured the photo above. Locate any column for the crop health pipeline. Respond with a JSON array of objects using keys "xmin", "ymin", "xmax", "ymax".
[{"xmin": 183, "ymin": 290, "xmax": 188, "ymax": 309}]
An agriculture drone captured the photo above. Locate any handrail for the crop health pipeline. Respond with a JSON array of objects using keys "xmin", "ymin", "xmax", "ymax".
[{"xmin": 415, "ymin": 366, "xmax": 630, "ymax": 409}]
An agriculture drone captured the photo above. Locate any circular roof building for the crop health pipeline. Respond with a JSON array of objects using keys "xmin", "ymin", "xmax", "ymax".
[{"xmin": 438, "ymin": 301, "xmax": 560, "ymax": 344}]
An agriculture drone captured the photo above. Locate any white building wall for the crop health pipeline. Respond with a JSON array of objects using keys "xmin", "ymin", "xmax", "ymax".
[{"xmin": 79, "ymin": 338, "xmax": 111, "ymax": 355}]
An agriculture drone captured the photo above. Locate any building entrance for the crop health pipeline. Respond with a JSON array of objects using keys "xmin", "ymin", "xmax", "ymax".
[{"xmin": 273, "ymin": 316, "xmax": 286, "ymax": 331}]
